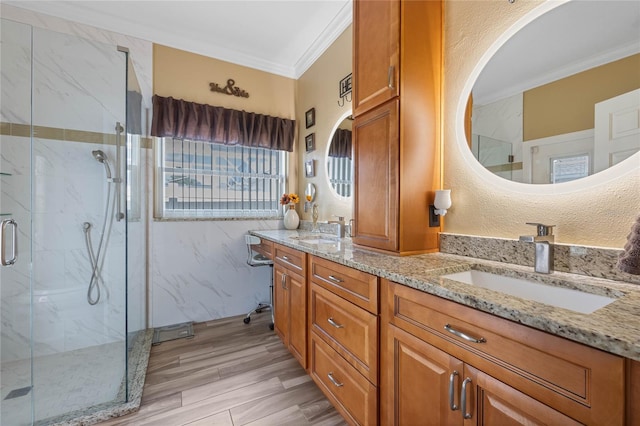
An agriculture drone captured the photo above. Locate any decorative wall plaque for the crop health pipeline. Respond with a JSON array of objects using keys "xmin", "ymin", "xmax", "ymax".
[{"xmin": 209, "ymin": 79, "xmax": 250, "ymax": 98}]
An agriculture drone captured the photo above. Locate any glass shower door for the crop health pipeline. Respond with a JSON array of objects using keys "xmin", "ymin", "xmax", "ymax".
[
  {"xmin": 30, "ymin": 27, "xmax": 127, "ymax": 423},
  {"xmin": 1, "ymin": 19, "xmax": 34, "ymax": 426}
]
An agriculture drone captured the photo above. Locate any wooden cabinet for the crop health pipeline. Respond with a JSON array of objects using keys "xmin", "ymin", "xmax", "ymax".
[
  {"xmin": 352, "ymin": 0, "xmax": 399, "ymax": 116},
  {"xmin": 381, "ymin": 279, "xmax": 626, "ymax": 425},
  {"xmin": 352, "ymin": 0, "xmax": 442, "ymax": 255},
  {"xmin": 308, "ymin": 255, "xmax": 379, "ymax": 425},
  {"xmin": 273, "ymin": 243, "xmax": 307, "ymax": 369}
]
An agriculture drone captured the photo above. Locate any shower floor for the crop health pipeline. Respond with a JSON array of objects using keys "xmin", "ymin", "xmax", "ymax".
[{"xmin": 1, "ymin": 341, "xmax": 126, "ymax": 425}]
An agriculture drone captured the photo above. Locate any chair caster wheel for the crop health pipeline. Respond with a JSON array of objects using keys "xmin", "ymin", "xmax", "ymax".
[
  {"xmin": 243, "ymin": 317, "xmax": 251, "ymax": 324},
  {"xmin": 269, "ymin": 323, "xmax": 274, "ymax": 330}
]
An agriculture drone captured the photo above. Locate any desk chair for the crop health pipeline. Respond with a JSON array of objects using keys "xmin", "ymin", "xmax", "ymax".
[{"xmin": 243, "ymin": 235, "xmax": 274, "ymax": 330}]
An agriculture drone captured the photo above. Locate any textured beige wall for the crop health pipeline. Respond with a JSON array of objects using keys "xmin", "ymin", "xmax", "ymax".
[
  {"xmin": 153, "ymin": 44, "xmax": 295, "ymax": 118},
  {"xmin": 443, "ymin": 0, "xmax": 640, "ymax": 248},
  {"xmin": 296, "ymin": 25, "xmax": 353, "ymax": 222}
]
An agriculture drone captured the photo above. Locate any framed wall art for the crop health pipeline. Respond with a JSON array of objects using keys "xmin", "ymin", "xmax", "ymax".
[
  {"xmin": 305, "ymin": 108, "xmax": 315, "ymax": 128},
  {"xmin": 305, "ymin": 133, "xmax": 315, "ymax": 152},
  {"xmin": 305, "ymin": 160, "xmax": 315, "ymax": 177}
]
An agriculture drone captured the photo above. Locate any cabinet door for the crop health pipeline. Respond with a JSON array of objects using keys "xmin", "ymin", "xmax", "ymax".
[
  {"xmin": 287, "ymin": 268, "xmax": 307, "ymax": 369},
  {"xmin": 353, "ymin": 99, "xmax": 399, "ymax": 252},
  {"xmin": 462, "ymin": 365, "xmax": 582, "ymax": 426},
  {"xmin": 382, "ymin": 324, "xmax": 463, "ymax": 426},
  {"xmin": 353, "ymin": 0, "xmax": 400, "ymax": 116},
  {"xmin": 273, "ymin": 264, "xmax": 289, "ymax": 345}
]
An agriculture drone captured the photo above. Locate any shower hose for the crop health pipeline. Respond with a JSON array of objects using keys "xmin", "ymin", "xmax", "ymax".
[{"xmin": 82, "ymin": 182, "xmax": 116, "ymax": 305}]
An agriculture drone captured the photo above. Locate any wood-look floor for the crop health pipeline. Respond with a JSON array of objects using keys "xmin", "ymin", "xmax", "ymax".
[{"xmin": 98, "ymin": 313, "xmax": 347, "ymax": 426}]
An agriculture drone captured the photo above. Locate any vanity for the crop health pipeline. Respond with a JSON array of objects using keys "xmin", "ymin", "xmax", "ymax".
[{"xmin": 250, "ymin": 229, "xmax": 639, "ymax": 425}]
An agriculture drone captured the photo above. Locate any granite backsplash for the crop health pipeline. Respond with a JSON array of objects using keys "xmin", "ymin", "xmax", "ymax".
[{"xmin": 440, "ymin": 233, "xmax": 640, "ymax": 285}]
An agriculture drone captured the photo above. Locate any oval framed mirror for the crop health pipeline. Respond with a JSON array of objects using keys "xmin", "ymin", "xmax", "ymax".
[
  {"xmin": 326, "ymin": 111, "xmax": 354, "ymax": 197},
  {"xmin": 466, "ymin": 0, "xmax": 640, "ymax": 185}
]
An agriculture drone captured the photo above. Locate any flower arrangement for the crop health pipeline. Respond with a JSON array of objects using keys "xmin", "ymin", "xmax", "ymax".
[{"xmin": 280, "ymin": 193, "xmax": 300, "ymax": 205}]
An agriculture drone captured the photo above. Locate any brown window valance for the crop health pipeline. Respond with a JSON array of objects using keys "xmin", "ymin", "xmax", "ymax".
[
  {"xmin": 328, "ymin": 128, "xmax": 352, "ymax": 159},
  {"xmin": 151, "ymin": 95, "xmax": 296, "ymax": 152}
]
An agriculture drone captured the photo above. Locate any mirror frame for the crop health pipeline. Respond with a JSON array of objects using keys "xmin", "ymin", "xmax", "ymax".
[
  {"xmin": 325, "ymin": 109, "xmax": 354, "ymax": 199},
  {"xmin": 456, "ymin": 0, "xmax": 640, "ymax": 192}
]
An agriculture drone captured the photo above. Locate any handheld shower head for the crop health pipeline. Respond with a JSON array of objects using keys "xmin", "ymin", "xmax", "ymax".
[{"xmin": 91, "ymin": 150, "xmax": 112, "ymax": 179}]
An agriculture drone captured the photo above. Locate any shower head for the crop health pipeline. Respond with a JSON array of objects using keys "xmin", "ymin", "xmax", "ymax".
[
  {"xmin": 91, "ymin": 150, "xmax": 112, "ymax": 179},
  {"xmin": 92, "ymin": 150, "xmax": 107, "ymax": 163}
]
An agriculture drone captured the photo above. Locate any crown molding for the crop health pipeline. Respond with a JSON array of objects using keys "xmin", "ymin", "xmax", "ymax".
[{"xmin": 293, "ymin": 2, "xmax": 353, "ymax": 79}]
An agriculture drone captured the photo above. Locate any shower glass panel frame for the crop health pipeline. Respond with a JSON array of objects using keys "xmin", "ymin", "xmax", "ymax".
[
  {"xmin": 471, "ymin": 134, "xmax": 514, "ymax": 181},
  {"xmin": 1, "ymin": 19, "xmax": 142, "ymax": 425}
]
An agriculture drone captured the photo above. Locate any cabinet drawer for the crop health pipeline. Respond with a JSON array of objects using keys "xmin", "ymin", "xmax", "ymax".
[
  {"xmin": 310, "ymin": 333, "xmax": 377, "ymax": 426},
  {"xmin": 310, "ymin": 283, "xmax": 378, "ymax": 385},
  {"xmin": 274, "ymin": 243, "xmax": 305, "ymax": 273},
  {"xmin": 253, "ymin": 238, "xmax": 273, "ymax": 259},
  {"xmin": 382, "ymin": 279, "xmax": 625, "ymax": 425},
  {"xmin": 310, "ymin": 255, "xmax": 378, "ymax": 314}
]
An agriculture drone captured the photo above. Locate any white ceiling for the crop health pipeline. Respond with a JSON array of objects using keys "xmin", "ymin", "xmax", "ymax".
[
  {"xmin": 473, "ymin": 0, "xmax": 640, "ymax": 105},
  {"xmin": 4, "ymin": 0, "xmax": 353, "ymax": 79}
]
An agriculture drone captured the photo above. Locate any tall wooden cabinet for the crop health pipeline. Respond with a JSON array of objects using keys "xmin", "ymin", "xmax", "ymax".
[
  {"xmin": 352, "ymin": 0, "xmax": 442, "ymax": 255},
  {"xmin": 273, "ymin": 243, "xmax": 307, "ymax": 369}
]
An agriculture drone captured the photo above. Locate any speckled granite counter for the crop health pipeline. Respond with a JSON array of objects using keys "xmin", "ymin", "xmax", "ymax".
[{"xmin": 251, "ymin": 229, "xmax": 640, "ymax": 361}]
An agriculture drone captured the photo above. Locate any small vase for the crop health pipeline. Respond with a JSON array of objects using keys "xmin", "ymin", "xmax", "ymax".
[{"xmin": 283, "ymin": 204, "xmax": 300, "ymax": 230}]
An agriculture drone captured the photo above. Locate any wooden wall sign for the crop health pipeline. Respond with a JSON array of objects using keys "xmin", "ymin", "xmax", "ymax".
[{"xmin": 209, "ymin": 79, "xmax": 250, "ymax": 98}]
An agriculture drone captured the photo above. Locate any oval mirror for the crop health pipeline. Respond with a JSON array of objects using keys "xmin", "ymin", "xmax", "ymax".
[
  {"xmin": 326, "ymin": 114, "xmax": 354, "ymax": 197},
  {"xmin": 468, "ymin": 0, "xmax": 640, "ymax": 184}
]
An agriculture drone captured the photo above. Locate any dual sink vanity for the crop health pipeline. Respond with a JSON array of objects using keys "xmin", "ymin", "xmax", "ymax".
[{"xmin": 250, "ymin": 229, "xmax": 639, "ymax": 425}]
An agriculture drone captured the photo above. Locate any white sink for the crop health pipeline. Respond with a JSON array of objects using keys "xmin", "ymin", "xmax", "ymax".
[
  {"xmin": 441, "ymin": 270, "xmax": 616, "ymax": 314},
  {"xmin": 298, "ymin": 238, "xmax": 337, "ymax": 245}
]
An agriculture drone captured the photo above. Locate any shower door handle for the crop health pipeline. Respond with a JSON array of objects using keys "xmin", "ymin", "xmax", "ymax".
[
  {"xmin": 1, "ymin": 219, "xmax": 18, "ymax": 266},
  {"xmin": 115, "ymin": 121, "xmax": 125, "ymax": 222}
]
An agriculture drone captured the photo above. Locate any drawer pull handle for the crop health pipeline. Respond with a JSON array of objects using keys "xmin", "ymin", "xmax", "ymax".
[
  {"xmin": 327, "ymin": 317, "xmax": 344, "ymax": 329},
  {"xmin": 327, "ymin": 372, "xmax": 344, "ymax": 387},
  {"xmin": 444, "ymin": 324, "xmax": 486, "ymax": 344},
  {"xmin": 449, "ymin": 371, "xmax": 459, "ymax": 411},
  {"xmin": 461, "ymin": 377, "xmax": 473, "ymax": 419},
  {"xmin": 282, "ymin": 255, "xmax": 290, "ymax": 261},
  {"xmin": 328, "ymin": 275, "xmax": 343, "ymax": 283}
]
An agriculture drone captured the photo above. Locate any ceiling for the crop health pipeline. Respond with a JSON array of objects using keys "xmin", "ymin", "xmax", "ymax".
[
  {"xmin": 4, "ymin": 0, "xmax": 352, "ymax": 79},
  {"xmin": 473, "ymin": 0, "xmax": 640, "ymax": 105}
]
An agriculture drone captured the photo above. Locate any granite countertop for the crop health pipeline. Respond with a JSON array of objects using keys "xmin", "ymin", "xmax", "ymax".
[{"xmin": 251, "ymin": 229, "xmax": 640, "ymax": 361}]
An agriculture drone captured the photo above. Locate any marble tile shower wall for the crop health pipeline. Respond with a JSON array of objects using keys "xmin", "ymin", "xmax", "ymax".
[{"xmin": 0, "ymin": 15, "xmax": 150, "ymax": 361}]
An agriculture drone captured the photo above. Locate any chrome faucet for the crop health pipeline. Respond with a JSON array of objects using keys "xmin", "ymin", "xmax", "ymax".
[
  {"xmin": 519, "ymin": 223, "xmax": 555, "ymax": 274},
  {"xmin": 329, "ymin": 215, "xmax": 346, "ymax": 238}
]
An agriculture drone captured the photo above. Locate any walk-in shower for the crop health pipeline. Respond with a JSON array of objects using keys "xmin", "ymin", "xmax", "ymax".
[{"xmin": 1, "ymin": 17, "xmax": 149, "ymax": 426}]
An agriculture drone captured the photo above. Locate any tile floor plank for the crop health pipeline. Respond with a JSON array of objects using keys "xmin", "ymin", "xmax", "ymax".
[{"xmin": 97, "ymin": 313, "xmax": 346, "ymax": 426}]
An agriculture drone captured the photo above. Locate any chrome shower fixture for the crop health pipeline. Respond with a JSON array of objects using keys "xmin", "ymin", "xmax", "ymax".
[{"xmin": 92, "ymin": 150, "xmax": 112, "ymax": 179}]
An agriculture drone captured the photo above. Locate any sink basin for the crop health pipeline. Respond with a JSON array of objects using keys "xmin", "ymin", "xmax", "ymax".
[
  {"xmin": 441, "ymin": 269, "xmax": 616, "ymax": 314},
  {"xmin": 289, "ymin": 234, "xmax": 339, "ymax": 243},
  {"xmin": 298, "ymin": 238, "xmax": 337, "ymax": 245}
]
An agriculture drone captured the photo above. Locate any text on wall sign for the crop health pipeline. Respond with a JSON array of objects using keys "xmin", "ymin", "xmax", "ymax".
[{"xmin": 209, "ymin": 79, "xmax": 250, "ymax": 98}]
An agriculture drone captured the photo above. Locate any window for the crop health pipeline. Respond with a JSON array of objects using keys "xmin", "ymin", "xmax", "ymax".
[
  {"xmin": 156, "ymin": 138, "xmax": 286, "ymax": 218},
  {"xmin": 327, "ymin": 156, "xmax": 353, "ymax": 198}
]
